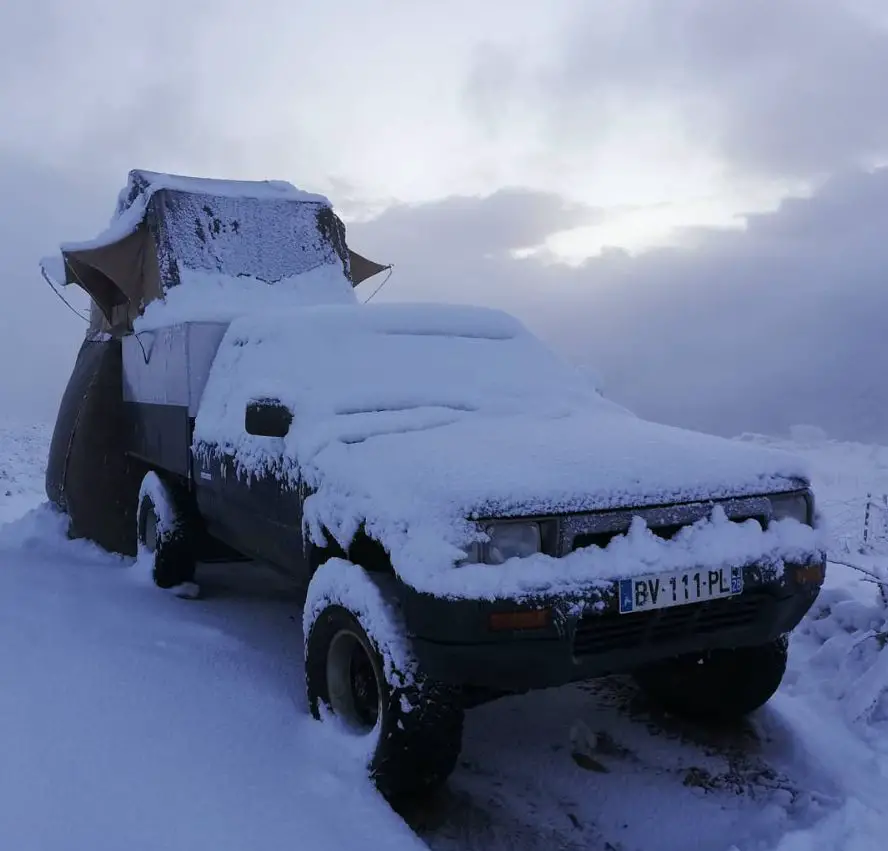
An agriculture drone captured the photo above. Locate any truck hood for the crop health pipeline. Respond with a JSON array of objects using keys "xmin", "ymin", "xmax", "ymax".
[{"xmin": 300, "ymin": 403, "xmax": 809, "ymax": 535}]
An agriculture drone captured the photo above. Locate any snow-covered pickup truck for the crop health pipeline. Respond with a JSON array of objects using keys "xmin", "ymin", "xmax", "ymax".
[{"xmin": 44, "ymin": 171, "xmax": 826, "ymax": 804}]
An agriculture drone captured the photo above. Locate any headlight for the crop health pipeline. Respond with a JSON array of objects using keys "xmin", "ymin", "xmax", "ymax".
[
  {"xmin": 770, "ymin": 491, "xmax": 811, "ymax": 525},
  {"xmin": 462, "ymin": 521, "xmax": 542, "ymax": 565}
]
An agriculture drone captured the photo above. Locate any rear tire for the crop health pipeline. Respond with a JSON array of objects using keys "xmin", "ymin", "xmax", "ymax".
[
  {"xmin": 305, "ymin": 602, "xmax": 464, "ymax": 803},
  {"xmin": 136, "ymin": 472, "xmax": 197, "ymax": 595},
  {"xmin": 632, "ymin": 636, "xmax": 789, "ymax": 721}
]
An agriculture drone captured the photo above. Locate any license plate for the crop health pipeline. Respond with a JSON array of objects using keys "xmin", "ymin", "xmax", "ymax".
[{"xmin": 618, "ymin": 566, "xmax": 743, "ymax": 614}]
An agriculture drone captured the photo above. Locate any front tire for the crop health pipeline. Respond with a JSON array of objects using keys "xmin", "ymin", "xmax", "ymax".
[
  {"xmin": 632, "ymin": 636, "xmax": 789, "ymax": 721},
  {"xmin": 136, "ymin": 472, "xmax": 197, "ymax": 596},
  {"xmin": 305, "ymin": 600, "xmax": 464, "ymax": 803}
]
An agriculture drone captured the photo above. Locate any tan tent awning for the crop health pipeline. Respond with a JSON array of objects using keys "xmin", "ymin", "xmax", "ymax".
[{"xmin": 348, "ymin": 250, "xmax": 390, "ymax": 286}]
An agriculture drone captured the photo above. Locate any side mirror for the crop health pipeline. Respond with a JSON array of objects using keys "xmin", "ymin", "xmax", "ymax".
[{"xmin": 245, "ymin": 398, "xmax": 293, "ymax": 438}]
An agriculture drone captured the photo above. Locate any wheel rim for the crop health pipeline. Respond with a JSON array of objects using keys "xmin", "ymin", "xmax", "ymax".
[
  {"xmin": 142, "ymin": 505, "xmax": 158, "ymax": 554},
  {"xmin": 325, "ymin": 629, "xmax": 382, "ymax": 735}
]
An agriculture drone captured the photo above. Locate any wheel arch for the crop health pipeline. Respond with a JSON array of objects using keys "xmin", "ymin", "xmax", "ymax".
[{"xmin": 308, "ymin": 522, "xmax": 396, "ymax": 578}]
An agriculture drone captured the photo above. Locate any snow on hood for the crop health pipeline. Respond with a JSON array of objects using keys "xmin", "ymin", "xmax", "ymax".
[{"xmin": 193, "ymin": 302, "xmax": 821, "ymax": 595}]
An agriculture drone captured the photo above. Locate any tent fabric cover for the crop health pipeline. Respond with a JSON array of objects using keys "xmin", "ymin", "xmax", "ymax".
[
  {"xmin": 59, "ymin": 170, "xmax": 389, "ymax": 335},
  {"xmin": 46, "ymin": 337, "xmax": 145, "ymax": 556}
]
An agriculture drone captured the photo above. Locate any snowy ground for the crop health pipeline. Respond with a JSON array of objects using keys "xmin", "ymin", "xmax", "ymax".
[{"xmin": 2, "ymin": 423, "xmax": 888, "ymax": 850}]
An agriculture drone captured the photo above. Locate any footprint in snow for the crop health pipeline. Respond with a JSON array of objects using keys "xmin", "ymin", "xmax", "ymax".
[{"xmin": 569, "ymin": 719, "xmax": 633, "ymax": 772}]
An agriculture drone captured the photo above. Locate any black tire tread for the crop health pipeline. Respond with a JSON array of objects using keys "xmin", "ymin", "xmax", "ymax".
[
  {"xmin": 305, "ymin": 604, "xmax": 464, "ymax": 803},
  {"xmin": 633, "ymin": 636, "xmax": 789, "ymax": 720},
  {"xmin": 372, "ymin": 676, "xmax": 464, "ymax": 801}
]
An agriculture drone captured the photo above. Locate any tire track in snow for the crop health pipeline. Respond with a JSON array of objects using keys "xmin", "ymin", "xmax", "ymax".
[{"xmin": 406, "ymin": 676, "xmax": 845, "ymax": 851}]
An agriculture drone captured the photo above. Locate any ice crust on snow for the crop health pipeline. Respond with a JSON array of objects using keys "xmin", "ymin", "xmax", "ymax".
[{"xmin": 192, "ymin": 301, "xmax": 822, "ymax": 597}]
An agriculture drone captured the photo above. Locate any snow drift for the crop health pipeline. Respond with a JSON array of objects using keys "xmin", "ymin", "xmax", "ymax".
[{"xmin": 0, "ymin": 503, "xmax": 428, "ymax": 851}]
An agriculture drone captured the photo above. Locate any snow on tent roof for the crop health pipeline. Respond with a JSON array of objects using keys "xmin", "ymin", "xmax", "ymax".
[{"xmin": 55, "ymin": 169, "xmax": 389, "ymax": 334}]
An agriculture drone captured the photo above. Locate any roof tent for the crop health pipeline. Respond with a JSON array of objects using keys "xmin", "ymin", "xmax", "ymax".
[{"xmin": 52, "ymin": 169, "xmax": 388, "ymax": 335}]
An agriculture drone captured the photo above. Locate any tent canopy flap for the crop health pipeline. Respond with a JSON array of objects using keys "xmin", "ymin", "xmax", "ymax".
[
  {"xmin": 52, "ymin": 170, "xmax": 390, "ymax": 335},
  {"xmin": 348, "ymin": 250, "xmax": 391, "ymax": 286}
]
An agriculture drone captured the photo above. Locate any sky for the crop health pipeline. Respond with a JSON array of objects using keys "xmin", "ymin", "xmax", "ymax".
[{"xmin": 2, "ymin": 0, "xmax": 888, "ymax": 442}]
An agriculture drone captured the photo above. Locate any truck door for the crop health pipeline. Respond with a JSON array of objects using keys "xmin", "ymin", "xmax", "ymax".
[{"xmin": 193, "ymin": 447, "xmax": 308, "ymax": 576}]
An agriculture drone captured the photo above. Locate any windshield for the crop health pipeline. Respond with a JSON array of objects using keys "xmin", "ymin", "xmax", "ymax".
[{"xmin": 220, "ymin": 302, "xmax": 611, "ymax": 424}]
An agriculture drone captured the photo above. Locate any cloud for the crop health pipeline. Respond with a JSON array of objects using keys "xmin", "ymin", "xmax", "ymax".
[
  {"xmin": 347, "ymin": 187, "xmax": 603, "ymax": 263},
  {"xmin": 349, "ymin": 165, "xmax": 888, "ymax": 445},
  {"xmin": 467, "ymin": 0, "xmax": 888, "ymax": 180},
  {"xmin": 0, "ymin": 154, "xmax": 113, "ymax": 421},
  {"xmin": 0, "ymin": 1, "xmax": 215, "ymax": 168}
]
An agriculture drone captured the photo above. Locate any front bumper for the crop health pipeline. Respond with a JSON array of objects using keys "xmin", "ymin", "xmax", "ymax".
[{"xmin": 403, "ymin": 561, "xmax": 825, "ymax": 692}]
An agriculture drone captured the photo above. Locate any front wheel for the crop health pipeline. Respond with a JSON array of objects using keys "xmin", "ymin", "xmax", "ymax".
[
  {"xmin": 632, "ymin": 636, "xmax": 789, "ymax": 721},
  {"xmin": 304, "ymin": 563, "xmax": 464, "ymax": 803}
]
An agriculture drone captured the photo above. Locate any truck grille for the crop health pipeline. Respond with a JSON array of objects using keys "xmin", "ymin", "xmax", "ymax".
[
  {"xmin": 570, "ymin": 515, "xmax": 767, "ymax": 553},
  {"xmin": 573, "ymin": 591, "xmax": 770, "ymax": 658},
  {"xmin": 559, "ymin": 496, "xmax": 773, "ymax": 557}
]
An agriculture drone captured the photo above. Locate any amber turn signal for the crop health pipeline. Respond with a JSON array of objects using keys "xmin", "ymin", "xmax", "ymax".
[
  {"xmin": 488, "ymin": 609, "xmax": 551, "ymax": 631},
  {"xmin": 794, "ymin": 564, "xmax": 826, "ymax": 585}
]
